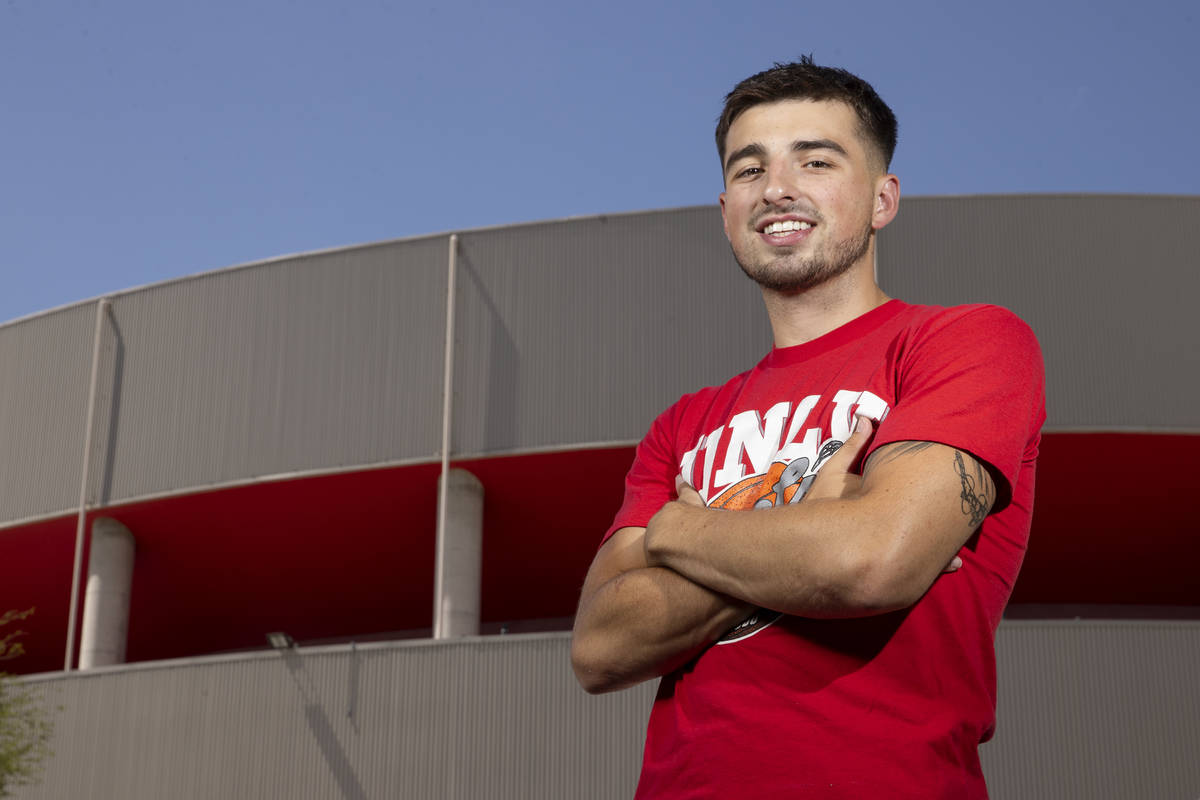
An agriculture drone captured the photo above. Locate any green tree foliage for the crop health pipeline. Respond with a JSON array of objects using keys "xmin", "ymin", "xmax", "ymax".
[
  {"xmin": 0, "ymin": 609, "xmax": 34, "ymax": 664},
  {"xmin": 0, "ymin": 609, "xmax": 53, "ymax": 797}
]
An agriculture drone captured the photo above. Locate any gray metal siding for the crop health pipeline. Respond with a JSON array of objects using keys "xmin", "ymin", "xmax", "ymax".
[
  {"xmin": 17, "ymin": 635, "xmax": 655, "ymax": 799},
  {"xmin": 98, "ymin": 238, "xmax": 448, "ymax": 504},
  {"xmin": 878, "ymin": 195, "xmax": 1200, "ymax": 431},
  {"xmin": 14, "ymin": 622, "xmax": 1200, "ymax": 799},
  {"xmin": 983, "ymin": 621, "xmax": 1200, "ymax": 799},
  {"xmin": 0, "ymin": 304, "xmax": 96, "ymax": 522},
  {"xmin": 1, "ymin": 197, "xmax": 1195, "ymax": 525}
]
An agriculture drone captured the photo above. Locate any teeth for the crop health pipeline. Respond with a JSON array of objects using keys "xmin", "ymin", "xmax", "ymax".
[{"xmin": 764, "ymin": 220, "xmax": 813, "ymax": 235}]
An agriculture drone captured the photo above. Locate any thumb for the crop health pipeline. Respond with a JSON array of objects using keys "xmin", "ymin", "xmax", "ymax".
[
  {"xmin": 674, "ymin": 475, "xmax": 705, "ymax": 507},
  {"xmin": 824, "ymin": 415, "xmax": 875, "ymax": 474}
]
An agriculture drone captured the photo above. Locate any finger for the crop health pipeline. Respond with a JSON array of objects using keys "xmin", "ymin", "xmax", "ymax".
[
  {"xmin": 674, "ymin": 475, "xmax": 705, "ymax": 507},
  {"xmin": 822, "ymin": 415, "xmax": 875, "ymax": 475},
  {"xmin": 942, "ymin": 555, "xmax": 963, "ymax": 573}
]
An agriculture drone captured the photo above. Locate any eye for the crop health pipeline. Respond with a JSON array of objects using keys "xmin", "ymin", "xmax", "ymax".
[
  {"xmin": 805, "ymin": 159, "xmax": 831, "ymax": 169},
  {"xmin": 734, "ymin": 166, "xmax": 763, "ymax": 179}
]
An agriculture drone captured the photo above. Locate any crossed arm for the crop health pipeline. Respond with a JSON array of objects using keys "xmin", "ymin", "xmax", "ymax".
[{"xmin": 570, "ymin": 417, "xmax": 997, "ymax": 694}]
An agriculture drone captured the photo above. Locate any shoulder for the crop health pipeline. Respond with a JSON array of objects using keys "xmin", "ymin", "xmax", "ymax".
[
  {"xmin": 891, "ymin": 302, "xmax": 1041, "ymax": 356},
  {"xmin": 883, "ymin": 301, "xmax": 1045, "ymax": 427},
  {"xmin": 898, "ymin": 301, "xmax": 1035, "ymax": 333},
  {"xmin": 902, "ymin": 302, "xmax": 1032, "ymax": 331}
]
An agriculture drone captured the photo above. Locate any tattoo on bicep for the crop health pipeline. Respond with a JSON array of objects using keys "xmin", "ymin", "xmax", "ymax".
[
  {"xmin": 953, "ymin": 451, "xmax": 994, "ymax": 528},
  {"xmin": 864, "ymin": 440, "xmax": 936, "ymax": 475}
]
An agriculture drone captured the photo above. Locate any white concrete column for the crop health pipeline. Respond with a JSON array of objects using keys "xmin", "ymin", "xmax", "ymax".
[
  {"xmin": 78, "ymin": 517, "xmax": 135, "ymax": 669},
  {"xmin": 433, "ymin": 468, "xmax": 484, "ymax": 638}
]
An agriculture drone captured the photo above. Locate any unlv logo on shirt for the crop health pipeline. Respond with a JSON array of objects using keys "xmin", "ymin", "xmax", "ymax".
[
  {"xmin": 679, "ymin": 389, "xmax": 890, "ymax": 506},
  {"xmin": 676, "ymin": 389, "xmax": 891, "ymax": 643}
]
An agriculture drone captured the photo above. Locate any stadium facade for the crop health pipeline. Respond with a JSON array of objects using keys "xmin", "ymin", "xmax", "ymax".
[{"xmin": 2, "ymin": 197, "xmax": 1198, "ymax": 797}]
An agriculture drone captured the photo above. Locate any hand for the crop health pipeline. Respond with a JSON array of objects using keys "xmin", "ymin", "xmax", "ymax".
[
  {"xmin": 644, "ymin": 476, "xmax": 707, "ymax": 565},
  {"xmin": 806, "ymin": 416, "xmax": 962, "ymax": 574},
  {"xmin": 802, "ymin": 414, "xmax": 872, "ymax": 503},
  {"xmin": 675, "ymin": 475, "xmax": 706, "ymax": 508}
]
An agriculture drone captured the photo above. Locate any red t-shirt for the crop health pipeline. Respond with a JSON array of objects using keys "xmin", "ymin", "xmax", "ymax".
[{"xmin": 603, "ymin": 300, "xmax": 1045, "ymax": 799}]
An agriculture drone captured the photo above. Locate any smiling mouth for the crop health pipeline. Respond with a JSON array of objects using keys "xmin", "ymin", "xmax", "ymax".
[{"xmin": 761, "ymin": 220, "xmax": 814, "ymax": 237}]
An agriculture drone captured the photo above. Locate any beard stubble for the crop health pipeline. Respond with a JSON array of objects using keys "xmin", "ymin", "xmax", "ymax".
[{"xmin": 733, "ymin": 219, "xmax": 875, "ymax": 294}]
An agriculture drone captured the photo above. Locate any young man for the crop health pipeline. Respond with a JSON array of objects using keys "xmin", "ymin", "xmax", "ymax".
[{"xmin": 571, "ymin": 58, "xmax": 1045, "ymax": 797}]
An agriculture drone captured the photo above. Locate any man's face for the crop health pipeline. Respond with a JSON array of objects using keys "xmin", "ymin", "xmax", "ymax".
[{"xmin": 719, "ymin": 99, "xmax": 896, "ymax": 293}]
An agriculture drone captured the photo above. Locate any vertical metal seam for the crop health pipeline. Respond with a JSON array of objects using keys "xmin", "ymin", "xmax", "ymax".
[
  {"xmin": 433, "ymin": 234, "xmax": 458, "ymax": 639},
  {"xmin": 65, "ymin": 297, "xmax": 111, "ymax": 671}
]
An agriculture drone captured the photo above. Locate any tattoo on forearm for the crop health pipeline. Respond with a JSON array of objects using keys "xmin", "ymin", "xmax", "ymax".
[
  {"xmin": 954, "ymin": 451, "xmax": 993, "ymax": 528},
  {"xmin": 864, "ymin": 440, "xmax": 935, "ymax": 475}
]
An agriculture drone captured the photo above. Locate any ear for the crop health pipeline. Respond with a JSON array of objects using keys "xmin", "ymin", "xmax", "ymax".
[
  {"xmin": 719, "ymin": 191, "xmax": 731, "ymax": 240},
  {"xmin": 871, "ymin": 174, "xmax": 900, "ymax": 230}
]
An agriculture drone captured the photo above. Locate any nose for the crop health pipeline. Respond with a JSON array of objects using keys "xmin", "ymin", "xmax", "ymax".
[{"xmin": 761, "ymin": 160, "xmax": 799, "ymax": 206}]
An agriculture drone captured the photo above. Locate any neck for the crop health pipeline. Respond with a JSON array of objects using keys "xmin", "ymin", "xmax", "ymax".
[{"xmin": 761, "ymin": 261, "xmax": 890, "ymax": 348}]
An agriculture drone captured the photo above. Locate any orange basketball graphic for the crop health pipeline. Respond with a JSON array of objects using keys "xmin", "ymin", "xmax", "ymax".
[
  {"xmin": 710, "ymin": 456, "xmax": 817, "ymax": 511},
  {"xmin": 711, "ymin": 462, "xmax": 788, "ymax": 510}
]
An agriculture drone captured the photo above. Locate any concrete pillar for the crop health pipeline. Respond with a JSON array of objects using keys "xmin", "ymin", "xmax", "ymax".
[
  {"xmin": 434, "ymin": 468, "xmax": 484, "ymax": 638},
  {"xmin": 78, "ymin": 517, "xmax": 135, "ymax": 669}
]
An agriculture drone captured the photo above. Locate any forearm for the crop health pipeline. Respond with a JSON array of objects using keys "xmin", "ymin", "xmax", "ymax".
[
  {"xmin": 644, "ymin": 437, "xmax": 987, "ymax": 618},
  {"xmin": 571, "ymin": 563, "xmax": 753, "ymax": 694},
  {"xmin": 646, "ymin": 497, "xmax": 898, "ymax": 617}
]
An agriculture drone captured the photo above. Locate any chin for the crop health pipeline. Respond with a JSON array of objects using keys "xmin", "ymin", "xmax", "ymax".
[
  {"xmin": 734, "ymin": 226, "xmax": 873, "ymax": 293},
  {"xmin": 738, "ymin": 258, "xmax": 855, "ymax": 294}
]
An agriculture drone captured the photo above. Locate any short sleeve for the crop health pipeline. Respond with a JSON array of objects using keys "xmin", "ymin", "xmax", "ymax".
[
  {"xmin": 866, "ymin": 305, "xmax": 1046, "ymax": 511},
  {"xmin": 599, "ymin": 403, "xmax": 685, "ymax": 547}
]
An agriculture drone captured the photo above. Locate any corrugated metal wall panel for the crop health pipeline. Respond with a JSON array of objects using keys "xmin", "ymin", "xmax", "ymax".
[
  {"xmin": 17, "ymin": 635, "xmax": 655, "ymax": 799},
  {"xmin": 0, "ymin": 303, "xmax": 96, "ymax": 522},
  {"xmin": 451, "ymin": 208, "xmax": 771, "ymax": 455},
  {"xmin": 3, "ymin": 196, "xmax": 1195, "ymax": 525},
  {"xmin": 101, "ymin": 239, "xmax": 447, "ymax": 503},
  {"xmin": 878, "ymin": 195, "xmax": 1200, "ymax": 430},
  {"xmin": 15, "ymin": 623, "xmax": 1199, "ymax": 799},
  {"xmin": 983, "ymin": 620, "xmax": 1200, "ymax": 799}
]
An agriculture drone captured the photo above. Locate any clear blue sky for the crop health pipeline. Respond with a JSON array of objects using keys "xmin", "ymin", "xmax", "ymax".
[{"xmin": 2, "ymin": 0, "xmax": 1196, "ymax": 324}]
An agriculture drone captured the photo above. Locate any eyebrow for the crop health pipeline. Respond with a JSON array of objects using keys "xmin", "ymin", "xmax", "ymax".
[
  {"xmin": 792, "ymin": 138, "xmax": 848, "ymax": 157},
  {"xmin": 723, "ymin": 143, "xmax": 766, "ymax": 176},
  {"xmin": 723, "ymin": 138, "xmax": 849, "ymax": 176}
]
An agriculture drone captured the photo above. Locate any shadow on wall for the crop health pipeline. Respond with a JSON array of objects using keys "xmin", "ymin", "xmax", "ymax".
[
  {"xmin": 281, "ymin": 648, "xmax": 368, "ymax": 800},
  {"xmin": 95, "ymin": 303, "xmax": 125, "ymax": 507},
  {"xmin": 456, "ymin": 246, "xmax": 520, "ymax": 454}
]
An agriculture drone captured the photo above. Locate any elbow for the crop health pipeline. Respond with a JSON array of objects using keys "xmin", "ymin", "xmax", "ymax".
[
  {"xmin": 570, "ymin": 632, "xmax": 626, "ymax": 695},
  {"xmin": 575, "ymin": 670, "xmax": 620, "ymax": 696},
  {"xmin": 835, "ymin": 540, "xmax": 929, "ymax": 615},
  {"xmin": 850, "ymin": 571, "xmax": 924, "ymax": 614},
  {"xmin": 571, "ymin": 653, "xmax": 614, "ymax": 695}
]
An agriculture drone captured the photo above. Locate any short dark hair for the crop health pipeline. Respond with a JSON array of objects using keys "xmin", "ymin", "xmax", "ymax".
[{"xmin": 715, "ymin": 56, "xmax": 898, "ymax": 172}]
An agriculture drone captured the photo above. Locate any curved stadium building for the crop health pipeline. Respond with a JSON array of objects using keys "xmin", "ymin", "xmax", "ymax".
[{"xmin": 2, "ymin": 197, "xmax": 1198, "ymax": 798}]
